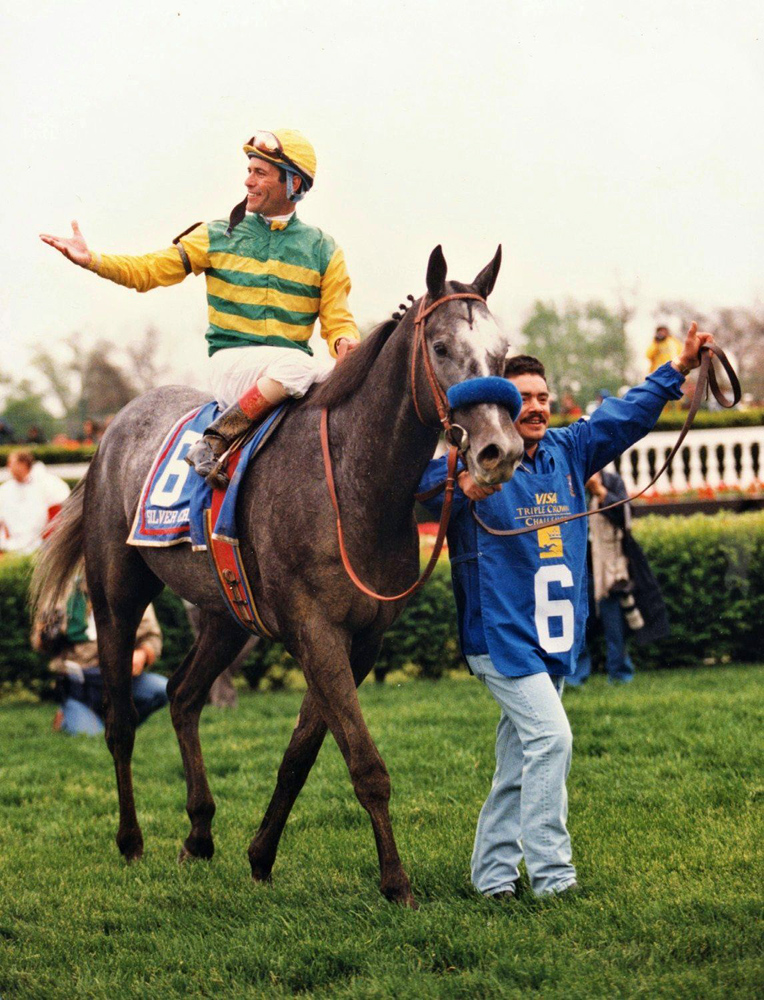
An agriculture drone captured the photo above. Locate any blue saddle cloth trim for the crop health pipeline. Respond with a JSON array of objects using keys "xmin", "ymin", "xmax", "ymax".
[
  {"xmin": 447, "ymin": 377, "xmax": 522, "ymax": 420},
  {"xmin": 127, "ymin": 401, "xmax": 286, "ymax": 549}
]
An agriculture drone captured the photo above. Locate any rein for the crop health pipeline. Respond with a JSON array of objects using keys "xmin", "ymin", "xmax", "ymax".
[
  {"xmin": 471, "ymin": 342, "xmax": 741, "ymax": 538},
  {"xmin": 320, "ymin": 291, "xmax": 483, "ymax": 601}
]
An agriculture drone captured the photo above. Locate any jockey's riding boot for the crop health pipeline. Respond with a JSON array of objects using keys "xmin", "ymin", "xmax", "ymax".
[{"xmin": 185, "ymin": 384, "xmax": 277, "ymax": 490}]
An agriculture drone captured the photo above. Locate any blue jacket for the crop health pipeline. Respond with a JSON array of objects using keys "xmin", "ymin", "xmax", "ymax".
[{"xmin": 418, "ymin": 362, "xmax": 684, "ymax": 677}]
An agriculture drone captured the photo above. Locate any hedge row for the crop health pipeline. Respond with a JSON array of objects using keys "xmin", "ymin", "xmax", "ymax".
[
  {"xmin": 550, "ymin": 407, "xmax": 764, "ymax": 430},
  {"xmin": 2, "ymin": 511, "xmax": 762, "ymax": 698},
  {"xmin": 0, "ymin": 444, "xmax": 97, "ymax": 466}
]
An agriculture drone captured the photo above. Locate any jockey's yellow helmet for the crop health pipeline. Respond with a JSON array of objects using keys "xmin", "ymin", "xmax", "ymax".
[{"xmin": 243, "ymin": 129, "xmax": 316, "ymax": 197}]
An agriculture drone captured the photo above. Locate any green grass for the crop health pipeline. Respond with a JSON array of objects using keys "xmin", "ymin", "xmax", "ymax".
[{"xmin": 1, "ymin": 667, "xmax": 762, "ymax": 999}]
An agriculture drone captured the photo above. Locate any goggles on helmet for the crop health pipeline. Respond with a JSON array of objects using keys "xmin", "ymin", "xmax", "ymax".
[{"xmin": 246, "ymin": 131, "xmax": 303, "ymax": 176}]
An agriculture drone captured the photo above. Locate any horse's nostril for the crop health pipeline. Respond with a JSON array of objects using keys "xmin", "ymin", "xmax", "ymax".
[{"xmin": 477, "ymin": 444, "xmax": 501, "ymax": 469}]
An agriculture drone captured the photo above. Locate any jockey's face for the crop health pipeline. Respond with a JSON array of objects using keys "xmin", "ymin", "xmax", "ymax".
[
  {"xmin": 245, "ymin": 157, "xmax": 297, "ymax": 217},
  {"xmin": 509, "ymin": 373, "xmax": 551, "ymax": 452}
]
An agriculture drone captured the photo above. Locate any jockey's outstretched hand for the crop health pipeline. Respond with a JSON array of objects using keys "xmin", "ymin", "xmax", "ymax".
[
  {"xmin": 458, "ymin": 470, "xmax": 502, "ymax": 501},
  {"xmin": 335, "ymin": 338, "xmax": 359, "ymax": 364},
  {"xmin": 39, "ymin": 220, "xmax": 92, "ymax": 267},
  {"xmin": 675, "ymin": 321, "xmax": 715, "ymax": 372}
]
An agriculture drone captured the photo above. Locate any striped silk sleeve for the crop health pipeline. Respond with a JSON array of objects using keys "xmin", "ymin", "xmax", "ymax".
[
  {"xmin": 87, "ymin": 225, "xmax": 211, "ymax": 293},
  {"xmin": 319, "ymin": 247, "xmax": 360, "ymax": 357}
]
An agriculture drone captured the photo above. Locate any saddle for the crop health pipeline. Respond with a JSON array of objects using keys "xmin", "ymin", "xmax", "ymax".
[{"xmin": 128, "ymin": 401, "xmax": 290, "ymax": 637}]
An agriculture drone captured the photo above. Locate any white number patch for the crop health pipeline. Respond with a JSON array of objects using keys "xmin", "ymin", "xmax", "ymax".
[
  {"xmin": 534, "ymin": 564, "xmax": 575, "ymax": 654},
  {"xmin": 149, "ymin": 429, "xmax": 202, "ymax": 508}
]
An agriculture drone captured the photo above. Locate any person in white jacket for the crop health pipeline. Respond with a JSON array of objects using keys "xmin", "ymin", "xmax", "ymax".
[{"xmin": 0, "ymin": 449, "xmax": 70, "ymax": 555}]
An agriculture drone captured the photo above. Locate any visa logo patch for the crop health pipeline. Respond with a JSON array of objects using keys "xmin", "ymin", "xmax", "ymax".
[
  {"xmin": 538, "ymin": 525, "xmax": 563, "ymax": 558},
  {"xmin": 535, "ymin": 492, "xmax": 558, "ymax": 505}
]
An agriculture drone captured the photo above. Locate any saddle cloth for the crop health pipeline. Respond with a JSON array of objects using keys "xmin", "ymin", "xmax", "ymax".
[{"xmin": 127, "ymin": 401, "xmax": 285, "ymax": 550}]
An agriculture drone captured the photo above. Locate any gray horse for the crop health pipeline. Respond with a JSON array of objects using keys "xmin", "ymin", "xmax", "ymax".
[{"xmin": 32, "ymin": 246, "xmax": 523, "ymax": 907}]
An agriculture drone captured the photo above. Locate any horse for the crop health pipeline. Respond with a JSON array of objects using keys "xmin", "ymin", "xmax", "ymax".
[{"xmin": 31, "ymin": 245, "xmax": 524, "ymax": 908}]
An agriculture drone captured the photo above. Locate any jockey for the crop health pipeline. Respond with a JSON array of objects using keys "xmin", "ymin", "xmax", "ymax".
[{"xmin": 40, "ymin": 129, "xmax": 360, "ymax": 486}]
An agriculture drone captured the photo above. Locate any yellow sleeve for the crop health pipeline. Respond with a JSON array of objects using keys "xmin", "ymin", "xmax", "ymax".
[
  {"xmin": 319, "ymin": 247, "xmax": 360, "ymax": 357},
  {"xmin": 86, "ymin": 224, "xmax": 211, "ymax": 293}
]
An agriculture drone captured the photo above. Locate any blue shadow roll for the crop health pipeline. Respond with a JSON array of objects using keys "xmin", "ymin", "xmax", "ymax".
[{"xmin": 446, "ymin": 377, "xmax": 522, "ymax": 421}]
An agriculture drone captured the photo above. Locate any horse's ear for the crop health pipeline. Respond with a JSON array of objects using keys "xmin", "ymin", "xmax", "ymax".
[
  {"xmin": 473, "ymin": 245, "xmax": 502, "ymax": 299},
  {"xmin": 426, "ymin": 245, "xmax": 448, "ymax": 299}
]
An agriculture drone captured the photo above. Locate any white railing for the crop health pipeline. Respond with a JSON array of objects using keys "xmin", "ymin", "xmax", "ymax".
[
  {"xmin": 614, "ymin": 425, "xmax": 763, "ymax": 494},
  {"xmin": 2, "ymin": 428, "xmax": 762, "ymax": 496}
]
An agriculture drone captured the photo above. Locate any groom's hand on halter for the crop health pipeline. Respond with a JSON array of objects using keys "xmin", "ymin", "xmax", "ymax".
[
  {"xmin": 458, "ymin": 470, "xmax": 502, "ymax": 501},
  {"xmin": 39, "ymin": 220, "xmax": 93, "ymax": 268}
]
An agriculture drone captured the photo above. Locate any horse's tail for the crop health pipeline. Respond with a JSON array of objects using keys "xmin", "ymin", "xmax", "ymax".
[{"xmin": 29, "ymin": 473, "xmax": 87, "ymax": 621}]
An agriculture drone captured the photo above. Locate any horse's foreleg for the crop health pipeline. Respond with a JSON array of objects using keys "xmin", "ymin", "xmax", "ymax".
[
  {"xmin": 169, "ymin": 613, "xmax": 249, "ymax": 862},
  {"xmin": 248, "ymin": 634, "xmax": 382, "ymax": 882},
  {"xmin": 248, "ymin": 690, "xmax": 328, "ymax": 881},
  {"xmin": 298, "ymin": 623, "xmax": 416, "ymax": 907}
]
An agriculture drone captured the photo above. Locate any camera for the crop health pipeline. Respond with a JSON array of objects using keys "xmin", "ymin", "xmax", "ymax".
[{"xmin": 610, "ymin": 582, "xmax": 644, "ymax": 631}]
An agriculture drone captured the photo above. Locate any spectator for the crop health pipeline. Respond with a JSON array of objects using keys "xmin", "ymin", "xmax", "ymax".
[
  {"xmin": 36, "ymin": 581, "xmax": 168, "ymax": 736},
  {"xmin": 78, "ymin": 419, "xmax": 99, "ymax": 445},
  {"xmin": 647, "ymin": 325, "xmax": 683, "ymax": 375},
  {"xmin": 25, "ymin": 425, "xmax": 47, "ymax": 445},
  {"xmin": 559, "ymin": 392, "xmax": 582, "ymax": 419},
  {"xmin": 0, "ymin": 449, "xmax": 70, "ymax": 555},
  {"xmin": 568, "ymin": 468, "xmax": 670, "ymax": 686},
  {"xmin": 0, "ymin": 418, "xmax": 15, "ymax": 444}
]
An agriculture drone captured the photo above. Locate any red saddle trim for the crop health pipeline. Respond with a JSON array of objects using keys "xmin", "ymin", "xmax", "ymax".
[{"xmin": 203, "ymin": 451, "xmax": 274, "ymax": 639}]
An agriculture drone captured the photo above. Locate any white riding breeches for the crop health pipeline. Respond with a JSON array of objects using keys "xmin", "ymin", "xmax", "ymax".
[{"xmin": 208, "ymin": 345, "xmax": 335, "ymax": 407}]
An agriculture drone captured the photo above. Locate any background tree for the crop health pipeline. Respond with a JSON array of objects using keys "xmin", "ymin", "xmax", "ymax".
[
  {"xmin": 0, "ymin": 380, "xmax": 57, "ymax": 442},
  {"xmin": 519, "ymin": 299, "xmax": 633, "ymax": 408},
  {"xmin": 27, "ymin": 328, "xmax": 169, "ymax": 433}
]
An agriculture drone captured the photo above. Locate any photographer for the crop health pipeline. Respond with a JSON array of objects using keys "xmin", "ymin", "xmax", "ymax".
[
  {"xmin": 568, "ymin": 469, "xmax": 669, "ymax": 685},
  {"xmin": 35, "ymin": 579, "xmax": 168, "ymax": 735}
]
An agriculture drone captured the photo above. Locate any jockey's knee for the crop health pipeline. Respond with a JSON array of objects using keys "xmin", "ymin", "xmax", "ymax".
[{"xmin": 256, "ymin": 377, "xmax": 289, "ymax": 404}]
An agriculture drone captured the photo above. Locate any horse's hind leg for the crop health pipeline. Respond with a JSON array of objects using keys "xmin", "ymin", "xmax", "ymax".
[
  {"xmin": 88, "ymin": 563, "xmax": 163, "ymax": 862},
  {"xmin": 296, "ymin": 622, "xmax": 415, "ymax": 907},
  {"xmin": 168, "ymin": 611, "xmax": 249, "ymax": 862},
  {"xmin": 248, "ymin": 633, "xmax": 381, "ymax": 882}
]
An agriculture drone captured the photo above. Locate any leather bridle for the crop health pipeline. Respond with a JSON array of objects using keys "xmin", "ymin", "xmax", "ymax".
[{"xmin": 321, "ymin": 291, "xmax": 483, "ymax": 601}]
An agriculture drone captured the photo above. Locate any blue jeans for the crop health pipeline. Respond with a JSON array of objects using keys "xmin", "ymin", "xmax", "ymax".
[
  {"xmin": 61, "ymin": 671, "xmax": 169, "ymax": 735},
  {"xmin": 467, "ymin": 656, "xmax": 577, "ymax": 897},
  {"xmin": 569, "ymin": 595, "xmax": 634, "ymax": 685}
]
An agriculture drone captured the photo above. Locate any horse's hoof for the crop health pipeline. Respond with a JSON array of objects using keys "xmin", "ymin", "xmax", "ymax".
[
  {"xmin": 177, "ymin": 838, "xmax": 214, "ymax": 864},
  {"xmin": 117, "ymin": 832, "xmax": 144, "ymax": 862},
  {"xmin": 250, "ymin": 864, "xmax": 273, "ymax": 884},
  {"xmin": 382, "ymin": 882, "xmax": 418, "ymax": 909}
]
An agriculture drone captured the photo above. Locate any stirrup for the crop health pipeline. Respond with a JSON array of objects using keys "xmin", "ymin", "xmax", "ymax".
[{"xmin": 205, "ymin": 458, "xmax": 231, "ymax": 491}]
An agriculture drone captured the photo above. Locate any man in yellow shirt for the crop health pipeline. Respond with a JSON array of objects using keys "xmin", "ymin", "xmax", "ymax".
[
  {"xmin": 646, "ymin": 325, "xmax": 683, "ymax": 375},
  {"xmin": 40, "ymin": 129, "xmax": 360, "ymax": 486}
]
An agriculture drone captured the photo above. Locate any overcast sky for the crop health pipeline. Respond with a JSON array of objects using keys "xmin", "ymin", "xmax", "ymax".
[{"xmin": 4, "ymin": 0, "xmax": 762, "ymax": 392}]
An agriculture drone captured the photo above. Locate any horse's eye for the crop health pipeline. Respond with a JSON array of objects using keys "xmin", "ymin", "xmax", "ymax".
[{"xmin": 433, "ymin": 342, "xmax": 448, "ymax": 358}]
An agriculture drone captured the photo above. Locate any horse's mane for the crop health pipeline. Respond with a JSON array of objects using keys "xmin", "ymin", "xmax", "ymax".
[{"xmin": 309, "ymin": 317, "xmax": 400, "ymax": 409}]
